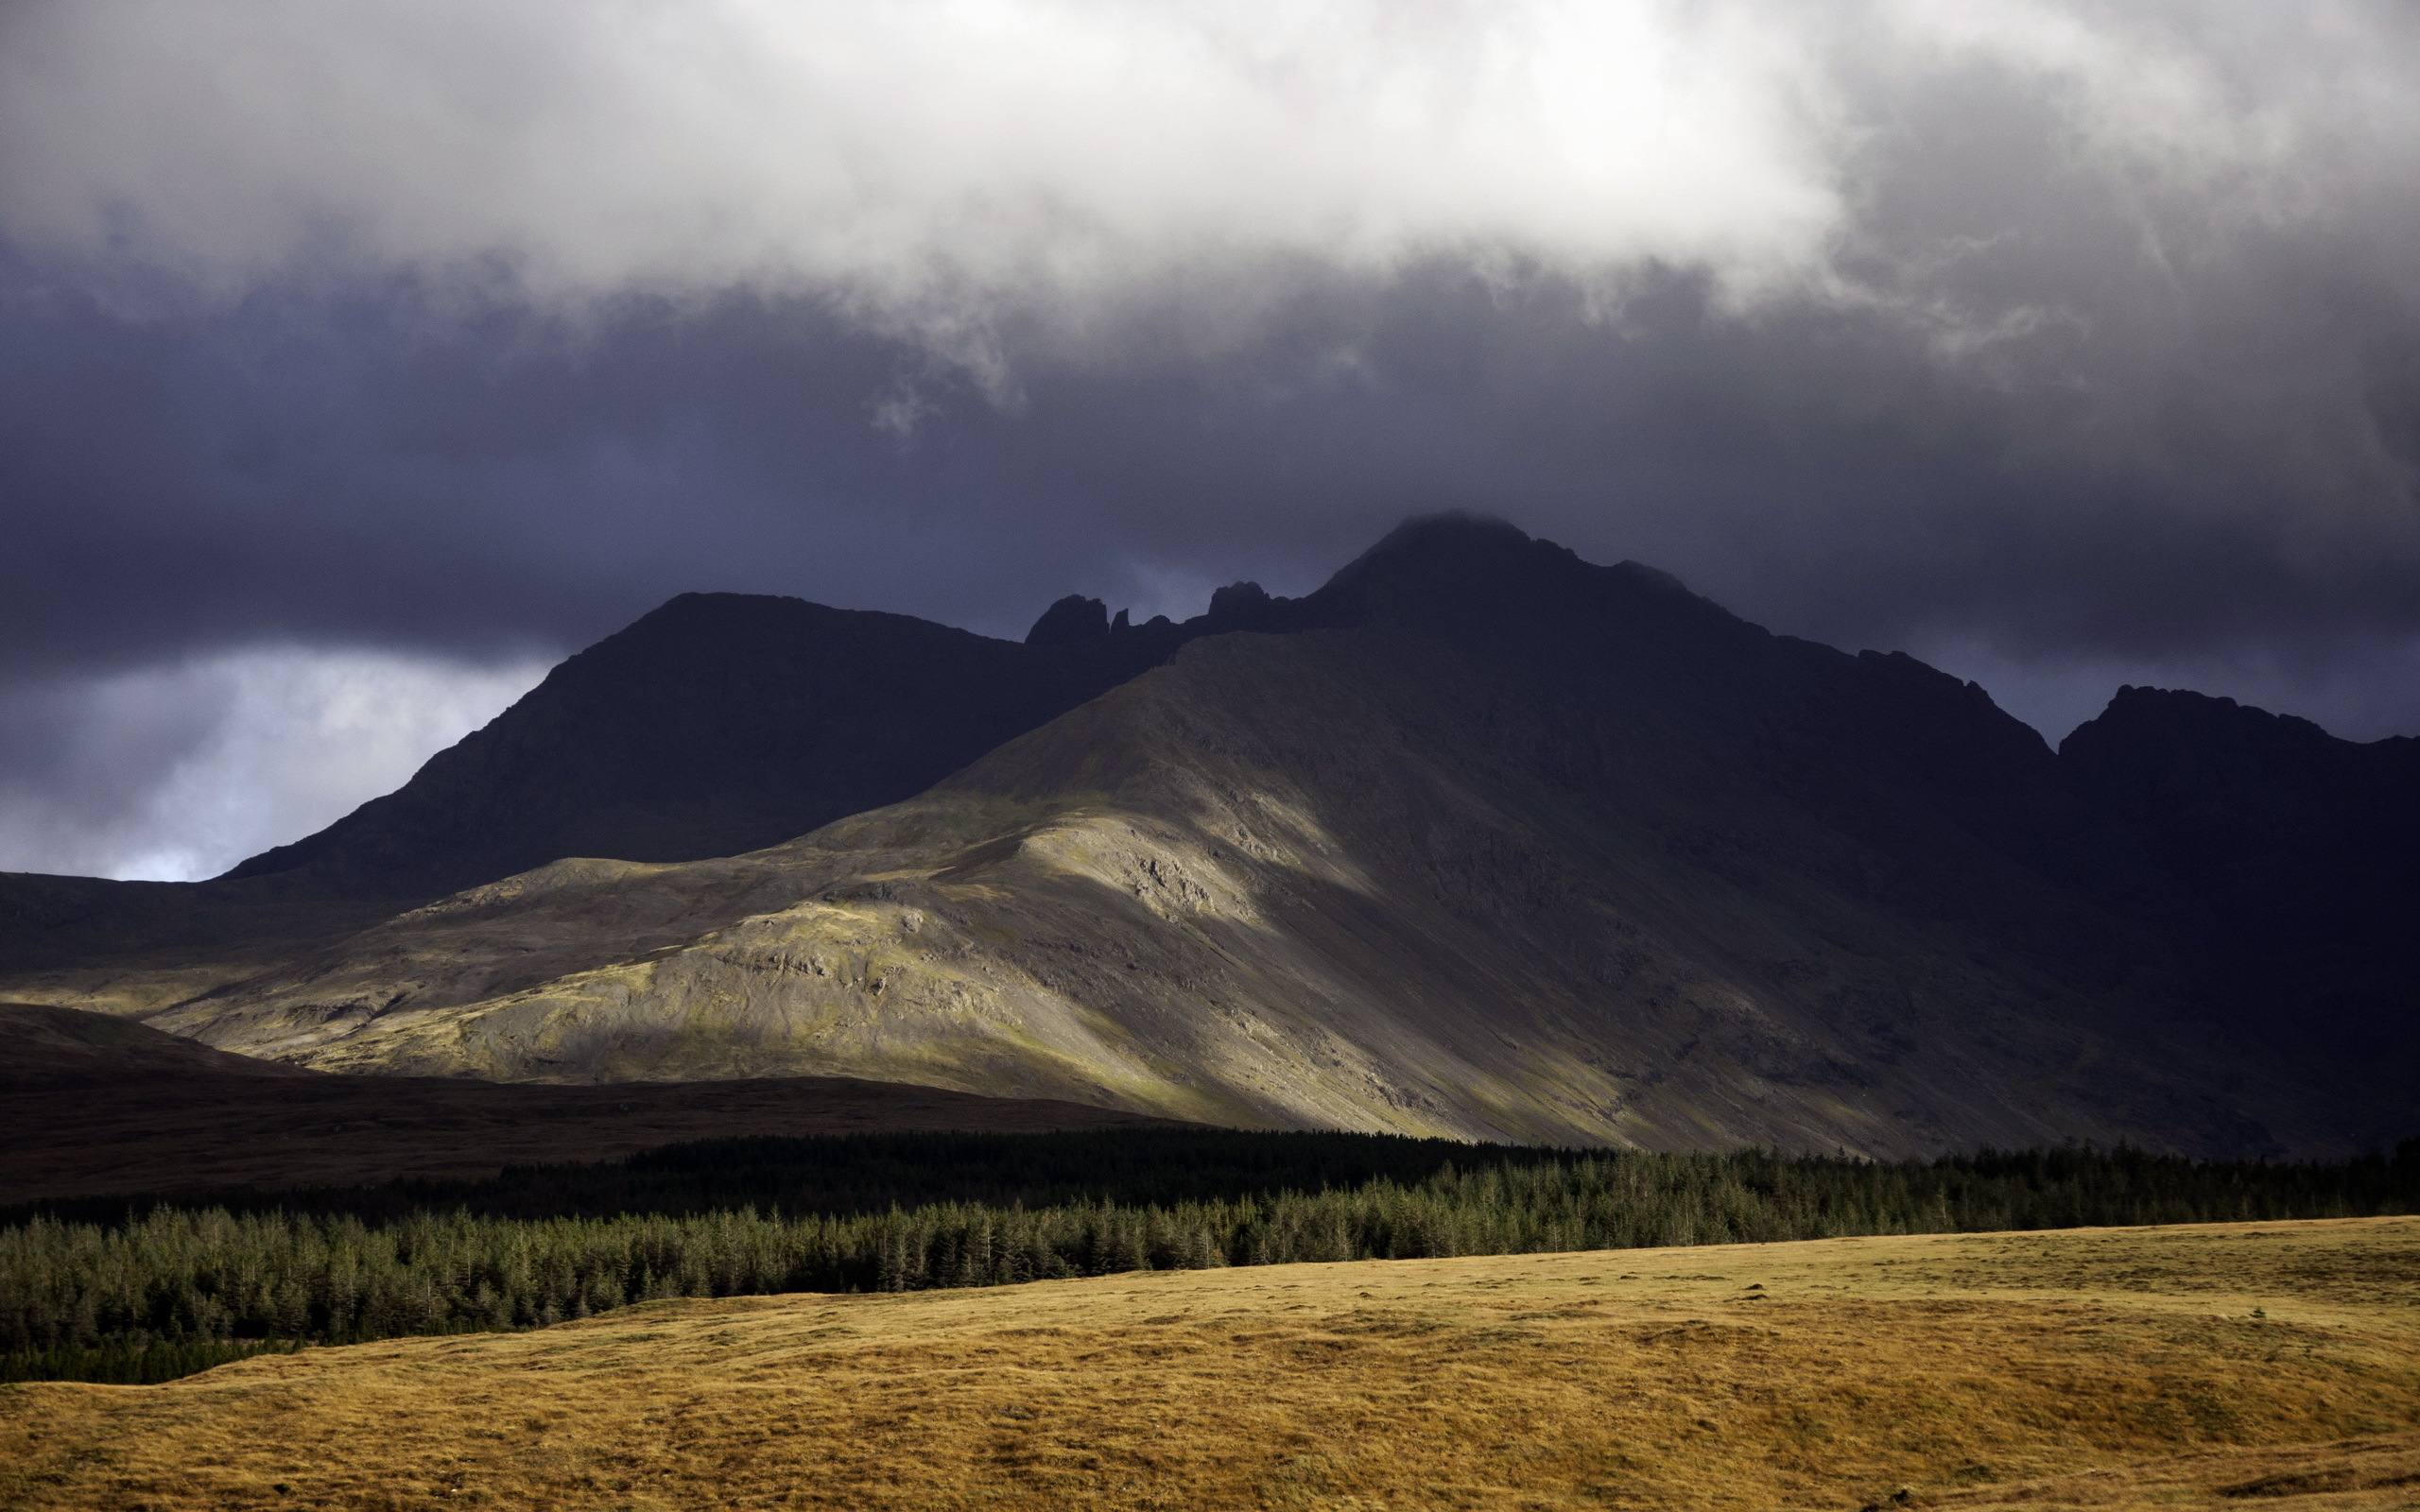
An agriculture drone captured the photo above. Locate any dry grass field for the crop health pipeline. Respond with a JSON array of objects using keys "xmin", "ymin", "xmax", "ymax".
[{"xmin": 3, "ymin": 1216, "xmax": 2416, "ymax": 1512}]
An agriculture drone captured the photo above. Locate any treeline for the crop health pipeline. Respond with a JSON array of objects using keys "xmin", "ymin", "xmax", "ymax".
[
  {"xmin": 6, "ymin": 1128, "xmax": 1580, "ymax": 1228},
  {"xmin": 6, "ymin": 1136, "xmax": 2415, "ymax": 1384}
]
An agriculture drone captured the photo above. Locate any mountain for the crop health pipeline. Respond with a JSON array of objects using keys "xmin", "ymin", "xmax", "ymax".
[
  {"xmin": 0, "ymin": 574, "xmax": 1316, "ymax": 1011},
  {"xmin": 2058, "ymin": 687, "xmax": 2420, "ymax": 1069},
  {"xmin": 3, "ymin": 518, "xmax": 2411, "ymax": 1157},
  {"xmin": 16, "ymin": 517, "xmax": 2409, "ymax": 1157},
  {"xmin": 220, "ymin": 585, "xmax": 1322, "ymax": 900}
]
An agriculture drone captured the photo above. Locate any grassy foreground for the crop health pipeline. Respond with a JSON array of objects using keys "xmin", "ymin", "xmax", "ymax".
[{"xmin": 3, "ymin": 1216, "xmax": 2416, "ymax": 1512}]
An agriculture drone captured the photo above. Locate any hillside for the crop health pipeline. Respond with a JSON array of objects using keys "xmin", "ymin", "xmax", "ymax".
[
  {"xmin": 0, "ymin": 1001, "xmax": 316, "ymax": 1091},
  {"xmin": 0, "ymin": 521, "xmax": 2379, "ymax": 1156},
  {"xmin": 221, "ymin": 585, "xmax": 1323, "ymax": 900},
  {"xmin": 3, "ymin": 518, "xmax": 2411, "ymax": 1157},
  {"xmin": 0, "ymin": 576, "xmax": 1314, "ymax": 1007},
  {"xmin": 7, "ymin": 1217, "xmax": 2416, "ymax": 1511},
  {"xmin": 2060, "ymin": 687, "xmax": 2420, "ymax": 1068},
  {"xmin": 0, "ymin": 1003, "xmax": 1189, "ymax": 1205}
]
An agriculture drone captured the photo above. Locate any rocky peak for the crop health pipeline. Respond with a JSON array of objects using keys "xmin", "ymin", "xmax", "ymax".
[{"xmin": 1025, "ymin": 594, "xmax": 1112, "ymax": 645}]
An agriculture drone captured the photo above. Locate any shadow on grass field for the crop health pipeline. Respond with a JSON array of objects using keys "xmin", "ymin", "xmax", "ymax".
[{"xmin": 4, "ymin": 1215, "xmax": 2417, "ymax": 1510}]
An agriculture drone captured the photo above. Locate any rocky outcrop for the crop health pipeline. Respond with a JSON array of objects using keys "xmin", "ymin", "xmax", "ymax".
[{"xmin": 1023, "ymin": 594, "xmax": 1112, "ymax": 645}]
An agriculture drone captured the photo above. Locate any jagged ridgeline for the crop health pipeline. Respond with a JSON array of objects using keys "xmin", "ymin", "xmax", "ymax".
[
  {"xmin": 9, "ymin": 516, "xmax": 2419, "ymax": 1158},
  {"xmin": 7, "ymin": 1131, "xmax": 2416, "ymax": 1384}
]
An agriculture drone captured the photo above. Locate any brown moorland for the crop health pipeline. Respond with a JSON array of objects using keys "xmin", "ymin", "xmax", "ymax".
[
  {"xmin": 0, "ymin": 1003, "xmax": 1190, "ymax": 1206},
  {"xmin": 4, "ymin": 1216, "xmax": 2415, "ymax": 1511}
]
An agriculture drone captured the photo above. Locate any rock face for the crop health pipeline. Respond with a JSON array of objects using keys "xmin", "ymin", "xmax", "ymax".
[{"xmin": 22, "ymin": 517, "xmax": 2409, "ymax": 1157}]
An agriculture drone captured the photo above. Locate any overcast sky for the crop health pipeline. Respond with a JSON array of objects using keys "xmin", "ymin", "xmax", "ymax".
[{"xmin": 6, "ymin": 0, "xmax": 2418, "ymax": 881}]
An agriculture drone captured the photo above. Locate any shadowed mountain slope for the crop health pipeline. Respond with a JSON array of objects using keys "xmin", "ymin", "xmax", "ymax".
[
  {"xmin": 0, "ymin": 1001, "xmax": 316, "ymax": 1091},
  {"xmin": 220, "ymin": 587, "xmax": 1322, "ymax": 900},
  {"xmin": 5, "ymin": 519, "xmax": 2411, "ymax": 1157},
  {"xmin": 35, "ymin": 519, "xmax": 2403, "ymax": 1157},
  {"xmin": 0, "ymin": 1003, "xmax": 1189, "ymax": 1205},
  {"xmin": 2054, "ymin": 688, "xmax": 2420, "ymax": 1089},
  {"xmin": 0, "ymin": 573, "xmax": 1315, "ymax": 997}
]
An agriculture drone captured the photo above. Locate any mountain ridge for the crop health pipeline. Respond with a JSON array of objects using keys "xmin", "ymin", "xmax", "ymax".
[
  {"xmin": 3, "ymin": 516, "xmax": 2411, "ymax": 1157},
  {"xmin": 216, "ymin": 536, "xmax": 1378, "ymax": 901}
]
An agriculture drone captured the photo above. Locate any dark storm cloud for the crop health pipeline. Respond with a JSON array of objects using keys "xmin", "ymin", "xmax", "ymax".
[{"xmin": 4, "ymin": 1, "xmax": 2419, "ymax": 875}]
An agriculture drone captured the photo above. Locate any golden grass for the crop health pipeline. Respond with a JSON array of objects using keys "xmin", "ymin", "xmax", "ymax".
[{"xmin": 4, "ymin": 1216, "xmax": 2416, "ymax": 1511}]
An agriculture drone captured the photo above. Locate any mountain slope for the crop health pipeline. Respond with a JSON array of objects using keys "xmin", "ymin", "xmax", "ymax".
[
  {"xmin": 7, "ymin": 519, "xmax": 2409, "ymax": 1157},
  {"xmin": 0, "ymin": 1004, "xmax": 1190, "ymax": 1205},
  {"xmin": 2059, "ymin": 686, "xmax": 2420, "ymax": 1069},
  {"xmin": 0, "ymin": 1001, "xmax": 317, "ymax": 1091},
  {"xmin": 80, "ymin": 520, "xmax": 2372, "ymax": 1156},
  {"xmin": 0, "ymin": 575, "xmax": 1317, "ymax": 1003},
  {"xmin": 219, "ymin": 588, "xmax": 1319, "ymax": 900}
]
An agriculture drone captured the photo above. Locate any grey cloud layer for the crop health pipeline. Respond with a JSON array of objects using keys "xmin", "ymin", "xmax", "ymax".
[
  {"xmin": 4, "ymin": 1, "xmax": 2419, "ymax": 876},
  {"xmin": 0, "ymin": 1, "xmax": 1843, "ymax": 309},
  {"xmin": 0, "ymin": 650, "xmax": 546, "ymax": 881}
]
